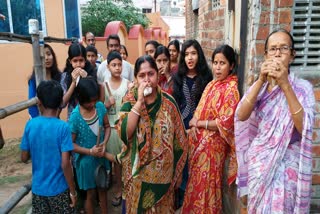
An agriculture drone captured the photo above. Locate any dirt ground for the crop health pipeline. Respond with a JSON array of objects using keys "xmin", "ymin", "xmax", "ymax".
[{"xmin": 0, "ymin": 138, "xmax": 121, "ymax": 214}]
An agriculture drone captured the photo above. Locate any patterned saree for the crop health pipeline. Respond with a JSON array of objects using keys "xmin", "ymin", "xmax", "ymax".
[
  {"xmin": 235, "ymin": 73, "xmax": 315, "ymax": 213},
  {"xmin": 182, "ymin": 75, "xmax": 240, "ymax": 213},
  {"xmin": 115, "ymin": 87, "xmax": 187, "ymax": 213}
]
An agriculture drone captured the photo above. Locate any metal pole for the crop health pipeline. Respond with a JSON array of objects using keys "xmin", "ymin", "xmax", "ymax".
[
  {"xmin": 29, "ymin": 19, "xmax": 44, "ymax": 87},
  {"xmin": 0, "ymin": 183, "xmax": 31, "ymax": 214},
  {"xmin": 0, "ymin": 97, "xmax": 38, "ymax": 119}
]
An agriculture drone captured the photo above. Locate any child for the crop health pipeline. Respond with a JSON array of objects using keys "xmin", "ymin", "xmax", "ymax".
[
  {"xmin": 20, "ymin": 80, "xmax": 76, "ymax": 213},
  {"xmin": 86, "ymin": 45, "xmax": 99, "ymax": 72},
  {"xmin": 69, "ymin": 77, "xmax": 111, "ymax": 214},
  {"xmin": 61, "ymin": 42, "xmax": 97, "ymax": 119},
  {"xmin": 103, "ymin": 51, "xmax": 129, "ymax": 206}
]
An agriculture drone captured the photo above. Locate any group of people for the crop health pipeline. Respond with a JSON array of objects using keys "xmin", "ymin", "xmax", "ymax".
[{"xmin": 20, "ymin": 28, "xmax": 315, "ymax": 214}]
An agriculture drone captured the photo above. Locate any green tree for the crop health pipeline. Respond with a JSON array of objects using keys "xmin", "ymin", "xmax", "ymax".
[{"xmin": 81, "ymin": 0, "xmax": 150, "ymax": 36}]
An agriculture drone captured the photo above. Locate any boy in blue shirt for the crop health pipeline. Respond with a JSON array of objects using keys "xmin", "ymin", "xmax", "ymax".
[{"xmin": 21, "ymin": 80, "xmax": 76, "ymax": 213}]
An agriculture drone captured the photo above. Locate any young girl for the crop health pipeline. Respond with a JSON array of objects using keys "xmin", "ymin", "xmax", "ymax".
[
  {"xmin": 103, "ymin": 51, "xmax": 129, "ymax": 207},
  {"xmin": 172, "ymin": 39, "xmax": 213, "ymax": 209},
  {"xmin": 154, "ymin": 45, "xmax": 174, "ymax": 95},
  {"xmin": 145, "ymin": 40, "xmax": 160, "ymax": 59},
  {"xmin": 28, "ymin": 44, "xmax": 61, "ymax": 118},
  {"xmin": 69, "ymin": 77, "xmax": 111, "ymax": 214},
  {"xmin": 61, "ymin": 42, "xmax": 97, "ymax": 119},
  {"xmin": 119, "ymin": 45, "xmax": 128, "ymax": 61},
  {"xmin": 168, "ymin": 39, "xmax": 180, "ymax": 73}
]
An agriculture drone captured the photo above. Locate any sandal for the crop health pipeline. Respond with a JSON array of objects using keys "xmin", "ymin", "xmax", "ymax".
[{"xmin": 111, "ymin": 195, "xmax": 122, "ymax": 207}]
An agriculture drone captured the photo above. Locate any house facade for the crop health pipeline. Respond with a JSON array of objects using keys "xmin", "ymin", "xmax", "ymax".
[{"xmin": 185, "ymin": 0, "xmax": 320, "ymax": 211}]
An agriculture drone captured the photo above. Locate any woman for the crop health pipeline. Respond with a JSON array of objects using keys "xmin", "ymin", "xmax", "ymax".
[
  {"xmin": 145, "ymin": 40, "xmax": 160, "ymax": 59},
  {"xmin": 235, "ymin": 29, "xmax": 315, "ymax": 213},
  {"xmin": 115, "ymin": 55, "xmax": 187, "ymax": 213},
  {"xmin": 168, "ymin": 39, "xmax": 180, "ymax": 73},
  {"xmin": 28, "ymin": 44, "xmax": 61, "ymax": 118},
  {"xmin": 154, "ymin": 45, "xmax": 173, "ymax": 94},
  {"xmin": 172, "ymin": 39, "xmax": 212, "ymax": 208},
  {"xmin": 182, "ymin": 44, "xmax": 240, "ymax": 213}
]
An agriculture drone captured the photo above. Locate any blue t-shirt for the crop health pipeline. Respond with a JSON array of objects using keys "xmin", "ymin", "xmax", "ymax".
[{"xmin": 20, "ymin": 116, "xmax": 74, "ymax": 196}]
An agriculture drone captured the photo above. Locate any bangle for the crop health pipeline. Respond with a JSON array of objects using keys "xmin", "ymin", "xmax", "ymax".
[
  {"xmin": 205, "ymin": 120, "xmax": 209, "ymax": 130},
  {"xmin": 245, "ymin": 97, "xmax": 254, "ymax": 105},
  {"xmin": 132, "ymin": 106, "xmax": 140, "ymax": 113},
  {"xmin": 89, "ymin": 148, "xmax": 93, "ymax": 154},
  {"xmin": 291, "ymin": 107, "xmax": 303, "ymax": 115},
  {"xmin": 70, "ymin": 191, "xmax": 77, "ymax": 198},
  {"xmin": 131, "ymin": 108, "xmax": 140, "ymax": 116}
]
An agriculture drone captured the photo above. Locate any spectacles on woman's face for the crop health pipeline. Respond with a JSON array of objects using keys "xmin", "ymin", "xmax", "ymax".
[{"xmin": 266, "ymin": 45, "xmax": 292, "ymax": 55}]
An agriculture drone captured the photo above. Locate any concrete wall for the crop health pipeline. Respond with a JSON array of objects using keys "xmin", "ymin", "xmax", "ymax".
[
  {"xmin": 0, "ymin": 0, "xmax": 69, "ymax": 139},
  {"xmin": 0, "ymin": 12, "xmax": 169, "ymax": 139},
  {"xmin": 185, "ymin": 0, "xmax": 320, "ymax": 211}
]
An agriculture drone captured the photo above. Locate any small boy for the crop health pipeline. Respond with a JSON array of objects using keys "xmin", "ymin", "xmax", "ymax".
[
  {"xmin": 20, "ymin": 80, "xmax": 76, "ymax": 213},
  {"xmin": 86, "ymin": 45, "xmax": 99, "ymax": 72}
]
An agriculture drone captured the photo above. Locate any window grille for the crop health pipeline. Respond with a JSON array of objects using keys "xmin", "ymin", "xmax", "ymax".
[
  {"xmin": 212, "ymin": 0, "xmax": 220, "ymax": 10},
  {"xmin": 291, "ymin": 0, "xmax": 320, "ymax": 71},
  {"xmin": 142, "ymin": 8, "xmax": 152, "ymax": 14},
  {"xmin": 0, "ymin": 0, "xmax": 45, "ymax": 35}
]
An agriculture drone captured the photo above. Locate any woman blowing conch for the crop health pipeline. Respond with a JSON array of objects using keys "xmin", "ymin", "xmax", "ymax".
[
  {"xmin": 235, "ymin": 29, "xmax": 315, "ymax": 213},
  {"xmin": 114, "ymin": 55, "xmax": 187, "ymax": 213}
]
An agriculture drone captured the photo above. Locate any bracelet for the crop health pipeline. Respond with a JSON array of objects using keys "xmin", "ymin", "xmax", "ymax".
[
  {"xmin": 205, "ymin": 120, "xmax": 209, "ymax": 130},
  {"xmin": 70, "ymin": 191, "xmax": 77, "ymax": 198},
  {"xmin": 291, "ymin": 107, "xmax": 303, "ymax": 115},
  {"xmin": 131, "ymin": 108, "xmax": 140, "ymax": 116},
  {"xmin": 89, "ymin": 148, "xmax": 93, "ymax": 154},
  {"xmin": 245, "ymin": 97, "xmax": 254, "ymax": 105},
  {"xmin": 132, "ymin": 106, "xmax": 140, "ymax": 113}
]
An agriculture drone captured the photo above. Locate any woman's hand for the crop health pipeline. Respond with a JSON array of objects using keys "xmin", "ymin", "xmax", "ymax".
[
  {"xmin": 189, "ymin": 117, "xmax": 198, "ymax": 128},
  {"xmin": 267, "ymin": 59, "xmax": 290, "ymax": 89},
  {"xmin": 188, "ymin": 127, "xmax": 198, "ymax": 141},
  {"xmin": 259, "ymin": 59, "xmax": 278, "ymax": 83},
  {"xmin": 137, "ymin": 82, "xmax": 148, "ymax": 103}
]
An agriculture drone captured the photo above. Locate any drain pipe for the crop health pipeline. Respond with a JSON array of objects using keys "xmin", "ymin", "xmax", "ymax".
[{"xmin": 238, "ymin": 0, "xmax": 248, "ymax": 97}]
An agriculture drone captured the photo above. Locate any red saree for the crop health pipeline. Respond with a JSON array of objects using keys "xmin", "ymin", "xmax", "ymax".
[{"xmin": 182, "ymin": 75, "xmax": 239, "ymax": 213}]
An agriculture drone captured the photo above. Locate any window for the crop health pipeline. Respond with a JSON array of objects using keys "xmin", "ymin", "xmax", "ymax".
[
  {"xmin": 142, "ymin": 8, "xmax": 152, "ymax": 14},
  {"xmin": 192, "ymin": 0, "xmax": 199, "ymax": 10},
  {"xmin": 63, "ymin": 0, "xmax": 81, "ymax": 38},
  {"xmin": 291, "ymin": 0, "xmax": 320, "ymax": 71},
  {"xmin": 0, "ymin": 0, "xmax": 46, "ymax": 35},
  {"xmin": 212, "ymin": 0, "xmax": 220, "ymax": 10}
]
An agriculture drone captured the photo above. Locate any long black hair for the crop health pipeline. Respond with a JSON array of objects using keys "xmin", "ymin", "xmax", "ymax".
[
  {"xmin": 168, "ymin": 39, "xmax": 180, "ymax": 53},
  {"xmin": 173, "ymin": 39, "xmax": 213, "ymax": 106},
  {"xmin": 134, "ymin": 55, "xmax": 158, "ymax": 77},
  {"xmin": 212, "ymin": 44, "xmax": 242, "ymax": 96},
  {"xmin": 63, "ymin": 42, "xmax": 96, "ymax": 90},
  {"xmin": 29, "ymin": 44, "xmax": 61, "ymax": 82}
]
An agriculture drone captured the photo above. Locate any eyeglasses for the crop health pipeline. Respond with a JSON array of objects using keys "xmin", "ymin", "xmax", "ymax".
[{"xmin": 266, "ymin": 45, "xmax": 292, "ymax": 55}]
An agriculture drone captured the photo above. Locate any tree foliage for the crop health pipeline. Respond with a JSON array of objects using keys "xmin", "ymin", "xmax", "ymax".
[{"xmin": 81, "ymin": 0, "xmax": 150, "ymax": 36}]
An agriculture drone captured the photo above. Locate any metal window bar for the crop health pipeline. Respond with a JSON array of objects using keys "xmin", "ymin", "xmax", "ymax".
[
  {"xmin": 212, "ymin": 0, "xmax": 220, "ymax": 10},
  {"xmin": 291, "ymin": 0, "xmax": 320, "ymax": 71}
]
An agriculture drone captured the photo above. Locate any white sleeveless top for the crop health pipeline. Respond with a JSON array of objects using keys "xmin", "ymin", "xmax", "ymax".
[{"xmin": 104, "ymin": 78, "xmax": 129, "ymax": 127}]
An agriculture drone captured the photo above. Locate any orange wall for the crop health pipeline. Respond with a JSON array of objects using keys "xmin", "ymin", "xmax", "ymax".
[{"xmin": 0, "ymin": 0, "xmax": 68, "ymax": 139}]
